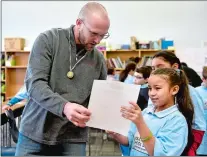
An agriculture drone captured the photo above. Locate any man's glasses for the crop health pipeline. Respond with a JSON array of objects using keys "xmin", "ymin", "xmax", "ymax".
[{"xmin": 80, "ymin": 19, "xmax": 110, "ymax": 39}]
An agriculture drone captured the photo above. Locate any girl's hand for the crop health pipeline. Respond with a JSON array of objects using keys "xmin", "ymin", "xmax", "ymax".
[{"xmin": 121, "ymin": 101, "xmax": 142, "ymax": 124}]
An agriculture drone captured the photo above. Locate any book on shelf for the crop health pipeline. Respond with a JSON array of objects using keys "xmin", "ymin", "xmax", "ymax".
[
  {"xmin": 140, "ymin": 56, "xmax": 153, "ymax": 67},
  {"xmin": 107, "ymin": 57, "xmax": 125, "ymax": 69}
]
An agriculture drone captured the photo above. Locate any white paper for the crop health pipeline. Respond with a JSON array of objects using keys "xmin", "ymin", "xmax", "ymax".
[{"xmin": 86, "ymin": 80, "xmax": 140, "ymax": 136}]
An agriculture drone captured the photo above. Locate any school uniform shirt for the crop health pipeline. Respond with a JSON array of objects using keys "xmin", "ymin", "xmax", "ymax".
[
  {"xmin": 148, "ymin": 85, "xmax": 206, "ymax": 131},
  {"xmin": 188, "ymin": 85, "xmax": 206, "ymax": 131},
  {"xmin": 124, "ymin": 75, "xmax": 136, "ymax": 84},
  {"xmin": 196, "ymin": 86, "xmax": 207, "ymax": 155},
  {"xmin": 120, "ymin": 82, "xmax": 146, "ymax": 156},
  {"xmin": 115, "ymin": 74, "xmax": 136, "ymax": 84},
  {"xmin": 114, "ymin": 73, "xmax": 120, "ymax": 81},
  {"xmin": 107, "ymin": 75, "xmax": 116, "ymax": 81},
  {"xmin": 128, "ymin": 105, "xmax": 188, "ymax": 156}
]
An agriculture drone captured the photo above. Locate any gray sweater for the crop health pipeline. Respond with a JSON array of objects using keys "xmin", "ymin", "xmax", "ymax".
[{"xmin": 20, "ymin": 25, "xmax": 107, "ymax": 145}]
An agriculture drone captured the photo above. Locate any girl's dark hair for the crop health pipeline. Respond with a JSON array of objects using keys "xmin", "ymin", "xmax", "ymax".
[
  {"xmin": 153, "ymin": 51, "xmax": 182, "ymax": 69},
  {"xmin": 128, "ymin": 57, "xmax": 141, "ymax": 64},
  {"xmin": 151, "ymin": 68, "xmax": 194, "ymax": 155},
  {"xmin": 107, "ymin": 68, "xmax": 115, "ymax": 75},
  {"xmin": 119, "ymin": 62, "xmax": 136, "ymax": 82},
  {"xmin": 136, "ymin": 66, "xmax": 152, "ymax": 79}
]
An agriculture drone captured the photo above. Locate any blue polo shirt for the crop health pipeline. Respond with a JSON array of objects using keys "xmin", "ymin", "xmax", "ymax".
[
  {"xmin": 124, "ymin": 75, "xmax": 136, "ymax": 84},
  {"xmin": 127, "ymin": 105, "xmax": 188, "ymax": 156},
  {"xmin": 114, "ymin": 74, "xmax": 135, "ymax": 84},
  {"xmin": 188, "ymin": 85, "xmax": 206, "ymax": 131},
  {"xmin": 148, "ymin": 85, "xmax": 206, "ymax": 131},
  {"xmin": 196, "ymin": 86, "xmax": 207, "ymax": 155}
]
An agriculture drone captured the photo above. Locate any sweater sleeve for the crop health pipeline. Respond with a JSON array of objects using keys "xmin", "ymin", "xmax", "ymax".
[{"xmin": 25, "ymin": 33, "xmax": 68, "ymax": 117}]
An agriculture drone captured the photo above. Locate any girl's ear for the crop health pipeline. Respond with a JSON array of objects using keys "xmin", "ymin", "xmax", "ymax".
[
  {"xmin": 172, "ymin": 63, "xmax": 179, "ymax": 69},
  {"xmin": 171, "ymin": 85, "xmax": 179, "ymax": 96}
]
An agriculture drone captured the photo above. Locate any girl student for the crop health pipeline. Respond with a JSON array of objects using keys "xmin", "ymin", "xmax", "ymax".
[
  {"xmin": 119, "ymin": 62, "xmax": 136, "ymax": 84},
  {"xmin": 150, "ymin": 51, "xmax": 206, "ymax": 155},
  {"xmin": 107, "ymin": 68, "xmax": 194, "ymax": 156}
]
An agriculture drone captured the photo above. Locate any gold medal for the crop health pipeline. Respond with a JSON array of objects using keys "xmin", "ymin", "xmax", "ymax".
[{"xmin": 67, "ymin": 71, "xmax": 74, "ymax": 79}]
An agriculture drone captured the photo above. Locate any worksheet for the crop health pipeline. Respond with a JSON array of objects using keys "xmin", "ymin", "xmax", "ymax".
[{"xmin": 86, "ymin": 80, "xmax": 140, "ymax": 136}]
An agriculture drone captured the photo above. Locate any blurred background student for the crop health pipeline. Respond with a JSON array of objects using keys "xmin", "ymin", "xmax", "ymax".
[
  {"xmin": 107, "ymin": 67, "xmax": 116, "ymax": 81},
  {"xmin": 196, "ymin": 66, "xmax": 207, "ymax": 156},
  {"xmin": 119, "ymin": 62, "xmax": 136, "ymax": 84},
  {"xmin": 181, "ymin": 62, "xmax": 202, "ymax": 87},
  {"xmin": 134, "ymin": 66, "xmax": 152, "ymax": 110},
  {"xmin": 2, "ymin": 85, "xmax": 28, "ymax": 112}
]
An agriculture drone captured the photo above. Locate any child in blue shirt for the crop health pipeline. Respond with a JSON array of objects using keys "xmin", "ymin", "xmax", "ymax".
[
  {"xmin": 107, "ymin": 68, "xmax": 194, "ymax": 156},
  {"xmin": 119, "ymin": 62, "xmax": 136, "ymax": 84},
  {"xmin": 196, "ymin": 66, "xmax": 207, "ymax": 155},
  {"xmin": 134, "ymin": 66, "xmax": 152, "ymax": 110},
  {"xmin": 2, "ymin": 84, "xmax": 28, "ymax": 112},
  {"xmin": 150, "ymin": 51, "xmax": 206, "ymax": 155},
  {"xmin": 120, "ymin": 66, "xmax": 152, "ymax": 155}
]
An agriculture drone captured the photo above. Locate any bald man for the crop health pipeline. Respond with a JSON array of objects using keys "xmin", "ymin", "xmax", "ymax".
[{"xmin": 15, "ymin": 2, "xmax": 110, "ymax": 156}]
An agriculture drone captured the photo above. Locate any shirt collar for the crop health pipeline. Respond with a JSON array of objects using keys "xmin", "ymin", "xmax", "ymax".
[
  {"xmin": 145, "ymin": 104, "xmax": 179, "ymax": 118},
  {"xmin": 141, "ymin": 83, "xmax": 148, "ymax": 88}
]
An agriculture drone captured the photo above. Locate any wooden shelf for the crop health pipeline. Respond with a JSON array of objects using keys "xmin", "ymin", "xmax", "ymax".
[
  {"xmin": 6, "ymin": 66, "xmax": 27, "ymax": 69},
  {"xmin": 1, "ymin": 66, "xmax": 5, "ymax": 69},
  {"xmin": 105, "ymin": 49, "xmax": 175, "ymax": 71},
  {"xmin": 115, "ymin": 68, "xmax": 124, "ymax": 71},
  {"xmin": 1, "ymin": 80, "xmax": 6, "ymax": 82},
  {"xmin": 3, "ymin": 50, "xmax": 29, "ymax": 100},
  {"xmin": 5, "ymin": 50, "xmax": 30, "ymax": 53},
  {"xmin": 105, "ymin": 49, "xmax": 175, "ymax": 52},
  {"xmin": 1, "ymin": 92, "xmax": 6, "ymax": 94}
]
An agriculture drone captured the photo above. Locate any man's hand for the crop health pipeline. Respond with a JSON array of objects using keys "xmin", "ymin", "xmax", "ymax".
[{"xmin": 63, "ymin": 102, "xmax": 91, "ymax": 127}]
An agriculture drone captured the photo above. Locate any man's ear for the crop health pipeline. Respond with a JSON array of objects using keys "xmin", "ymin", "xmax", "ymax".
[
  {"xmin": 76, "ymin": 19, "xmax": 82, "ymax": 29},
  {"xmin": 172, "ymin": 63, "xmax": 179, "ymax": 69},
  {"xmin": 171, "ymin": 85, "xmax": 179, "ymax": 96}
]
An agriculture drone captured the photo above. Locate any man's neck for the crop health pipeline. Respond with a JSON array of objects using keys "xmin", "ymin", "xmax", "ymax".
[
  {"xmin": 73, "ymin": 26, "xmax": 85, "ymax": 52},
  {"xmin": 73, "ymin": 26, "xmax": 81, "ymax": 45}
]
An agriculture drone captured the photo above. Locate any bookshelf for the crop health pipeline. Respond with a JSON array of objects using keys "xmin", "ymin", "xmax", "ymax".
[
  {"xmin": 1, "ymin": 50, "xmax": 29, "ymax": 102},
  {"xmin": 104, "ymin": 49, "xmax": 175, "ymax": 70}
]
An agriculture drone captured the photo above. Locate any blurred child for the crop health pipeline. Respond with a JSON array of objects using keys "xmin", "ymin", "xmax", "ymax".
[
  {"xmin": 108, "ymin": 68, "xmax": 194, "ymax": 156},
  {"xmin": 2, "ymin": 85, "xmax": 28, "ymax": 112},
  {"xmin": 196, "ymin": 66, "xmax": 207, "ymax": 156},
  {"xmin": 134, "ymin": 66, "xmax": 152, "ymax": 86},
  {"xmin": 107, "ymin": 67, "xmax": 116, "ymax": 81},
  {"xmin": 134, "ymin": 66, "xmax": 152, "ymax": 111},
  {"xmin": 119, "ymin": 62, "xmax": 136, "ymax": 84}
]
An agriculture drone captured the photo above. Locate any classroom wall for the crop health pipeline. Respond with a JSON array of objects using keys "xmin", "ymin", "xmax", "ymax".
[{"xmin": 2, "ymin": 1, "xmax": 207, "ymax": 71}]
